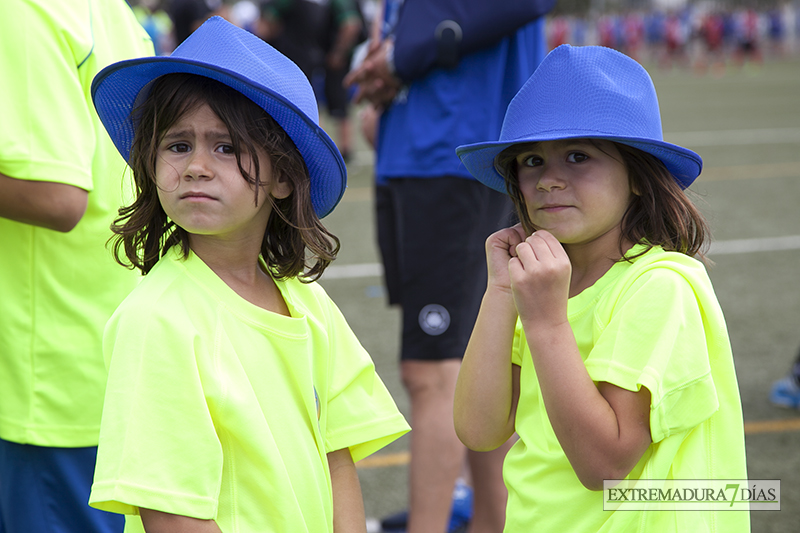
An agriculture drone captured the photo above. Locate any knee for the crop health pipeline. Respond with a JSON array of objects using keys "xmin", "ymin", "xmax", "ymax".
[{"xmin": 401, "ymin": 360, "xmax": 461, "ymax": 399}]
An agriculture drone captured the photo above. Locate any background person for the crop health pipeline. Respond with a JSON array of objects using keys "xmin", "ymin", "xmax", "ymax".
[
  {"xmin": 258, "ymin": 0, "xmax": 364, "ymax": 160},
  {"xmin": 0, "ymin": 0, "xmax": 153, "ymax": 531},
  {"xmin": 166, "ymin": 0, "xmax": 226, "ymax": 46},
  {"xmin": 769, "ymin": 347, "xmax": 800, "ymax": 408}
]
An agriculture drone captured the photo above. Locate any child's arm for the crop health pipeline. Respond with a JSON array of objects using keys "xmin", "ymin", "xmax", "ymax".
[
  {"xmin": 328, "ymin": 448, "xmax": 367, "ymax": 533},
  {"xmin": 511, "ymin": 231, "xmax": 651, "ymax": 491},
  {"xmin": 140, "ymin": 509, "xmax": 223, "ymax": 533},
  {"xmin": 454, "ymin": 225, "xmax": 527, "ymax": 451}
]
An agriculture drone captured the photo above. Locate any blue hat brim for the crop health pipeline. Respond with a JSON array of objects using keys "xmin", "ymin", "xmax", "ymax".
[
  {"xmin": 92, "ymin": 53, "xmax": 346, "ymax": 218},
  {"xmin": 457, "ymin": 133, "xmax": 702, "ymax": 194},
  {"xmin": 456, "ymin": 45, "xmax": 703, "ymax": 194}
]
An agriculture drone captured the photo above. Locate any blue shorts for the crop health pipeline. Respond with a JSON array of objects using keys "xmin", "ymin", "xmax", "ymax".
[{"xmin": 0, "ymin": 439, "xmax": 124, "ymax": 533}]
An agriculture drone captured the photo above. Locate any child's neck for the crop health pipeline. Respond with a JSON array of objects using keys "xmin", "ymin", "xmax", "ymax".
[
  {"xmin": 565, "ymin": 236, "xmax": 635, "ymax": 298},
  {"xmin": 191, "ymin": 237, "xmax": 291, "ymax": 317}
]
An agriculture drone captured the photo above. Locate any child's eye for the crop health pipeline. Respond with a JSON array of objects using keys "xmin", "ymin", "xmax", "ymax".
[
  {"xmin": 216, "ymin": 144, "xmax": 235, "ymax": 154},
  {"xmin": 567, "ymin": 152, "xmax": 589, "ymax": 163},
  {"xmin": 520, "ymin": 155, "xmax": 543, "ymax": 167},
  {"xmin": 168, "ymin": 142, "xmax": 191, "ymax": 153}
]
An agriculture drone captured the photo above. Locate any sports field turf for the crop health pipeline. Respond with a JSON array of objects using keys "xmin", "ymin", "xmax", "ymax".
[{"xmin": 318, "ymin": 54, "xmax": 800, "ymax": 532}]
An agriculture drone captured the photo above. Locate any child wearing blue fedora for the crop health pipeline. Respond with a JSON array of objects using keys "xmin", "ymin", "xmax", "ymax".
[
  {"xmin": 454, "ymin": 45, "xmax": 749, "ymax": 532},
  {"xmin": 87, "ymin": 17, "xmax": 409, "ymax": 533}
]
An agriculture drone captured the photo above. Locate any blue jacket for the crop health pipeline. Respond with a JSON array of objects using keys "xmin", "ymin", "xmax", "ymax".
[
  {"xmin": 391, "ymin": 0, "xmax": 556, "ymax": 81},
  {"xmin": 375, "ymin": 0, "xmax": 551, "ymax": 182}
]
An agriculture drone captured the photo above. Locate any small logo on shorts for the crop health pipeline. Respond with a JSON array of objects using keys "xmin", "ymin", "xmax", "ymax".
[{"xmin": 419, "ymin": 304, "xmax": 451, "ymax": 336}]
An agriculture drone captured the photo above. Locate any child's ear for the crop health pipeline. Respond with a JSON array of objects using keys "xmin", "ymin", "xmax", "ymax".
[
  {"xmin": 271, "ymin": 173, "xmax": 294, "ymax": 200},
  {"xmin": 629, "ymin": 176, "xmax": 641, "ymax": 197}
]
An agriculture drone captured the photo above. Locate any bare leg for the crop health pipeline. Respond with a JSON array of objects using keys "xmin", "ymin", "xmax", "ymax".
[
  {"xmin": 337, "ymin": 116, "xmax": 353, "ymax": 159},
  {"xmin": 402, "ymin": 359, "xmax": 465, "ymax": 533}
]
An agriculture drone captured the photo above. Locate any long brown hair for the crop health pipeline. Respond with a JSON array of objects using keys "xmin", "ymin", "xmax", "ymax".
[
  {"xmin": 494, "ymin": 140, "xmax": 710, "ymax": 259},
  {"xmin": 110, "ymin": 73, "xmax": 339, "ymax": 281}
]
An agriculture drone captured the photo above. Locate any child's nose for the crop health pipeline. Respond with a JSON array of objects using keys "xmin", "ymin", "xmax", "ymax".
[
  {"xmin": 184, "ymin": 148, "xmax": 215, "ymax": 180},
  {"xmin": 536, "ymin": 164, "xmax": 566, "ymax": 191}
]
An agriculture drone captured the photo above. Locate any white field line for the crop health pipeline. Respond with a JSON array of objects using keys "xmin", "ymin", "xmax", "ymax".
[
  {"xmin": 707, "ymin": 235, "xmax": 800, "ymax": 255},
  {"xmin": 322, "ymin": 236, "xmax": 800, "ymax": 280},
  {"xmin": 322, "ymin": 262, "xmax": 382, "ymax": 280}
]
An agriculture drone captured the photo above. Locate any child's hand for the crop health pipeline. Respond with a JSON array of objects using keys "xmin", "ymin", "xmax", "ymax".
[
  {"xmin": 485, "ymin": 224, "xmax": 528, "ymax": 294},
  {"xmin": 509, "ymin": 230, "xmax": 571, "ymax": 327}
]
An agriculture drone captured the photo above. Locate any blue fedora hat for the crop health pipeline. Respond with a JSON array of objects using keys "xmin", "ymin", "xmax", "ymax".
[
  {"xmin": 92, "ymin": 16, "xmax": 346, "ymax": 218},
  {"xmin": 456, "ymin": 45, "xmax": 702, "ymax": 193}
]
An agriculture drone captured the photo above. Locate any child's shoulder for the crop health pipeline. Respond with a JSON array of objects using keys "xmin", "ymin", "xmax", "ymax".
[
  {"xmin": 276, "ymin": 275, "xmax": 336, "ymax": 316},
  {"xmin": 624, "ymin": 245, "xmax": 709, "ymax": 281},
  {"xmin": 610, "ymin": 245, "xmax": 716, "ymax": 303},
  {"xmin": 103, "ymin": 254, "xmax": 222, "ymax": 369},
  {"xmin": 278, "ymin": 275, "xmax": 326, "ymax": 295},
  {"xmin": 276, "ymin": 275, "xmax": 364, "ymax": 335},
  {"xmin": 111, "ymin": 250, "xmax": 209, "ymax": 324},
  {"xmin": 590, "ymin": 246, "xmax": 726, "ymax": 334}
]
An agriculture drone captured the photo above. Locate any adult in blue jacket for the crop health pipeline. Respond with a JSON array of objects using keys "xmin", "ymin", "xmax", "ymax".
[{"xmin": 347, "ymin": 1, "xmax": 553, "ymax": 531}]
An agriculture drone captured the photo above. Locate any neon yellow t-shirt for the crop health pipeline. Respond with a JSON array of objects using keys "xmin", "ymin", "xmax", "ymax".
[
  {"xmin": 89, "ymin": 248, "xmax": 410, "ymax": 533},
  {"xmin": 0, "ymin": 0, "xmax": 153, "ymax": 446},
  {"xmin": 504, "ymin": 245, "xmax": 749, "ymax": 532}
]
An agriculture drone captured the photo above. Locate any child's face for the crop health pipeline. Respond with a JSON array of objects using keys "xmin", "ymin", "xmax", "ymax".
[
  {"xmin": 155, "ymin": 103, "xmax": 291, "ymax": 244},
  {"xmin": 514, "ymin": 139, "xmax": 633, "ymax": 250}
]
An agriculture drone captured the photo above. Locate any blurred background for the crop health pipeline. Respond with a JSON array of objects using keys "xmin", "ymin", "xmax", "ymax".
[{"xmin": 130, "ymin": 0, "xmax": 800, "ymax": 75}]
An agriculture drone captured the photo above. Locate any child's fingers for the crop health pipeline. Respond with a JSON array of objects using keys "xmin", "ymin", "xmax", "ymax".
[
  {"xmin": 515, "ymin": 233, "xmax": 553, "ymax": 266},
  {"xmin": 526, "ymin": 230, "xmax": 569, "ymax": 263},
  {"xmin": 507, "ymin": 256, "xmax": 523, "ymax": 277},
  {"xmin": 506, "ymin": 229, "xmax": 525, "ymax": 258},
  {"xmin": 506, "ymin": 224, "xmax": 528, "ymax": 257},
  {"xmin": 513, "ymin": 231, "xmax": 570, "ymax": 283},
  {"xmin": 514, "ymin": 239, "xmax": 536, "ymax": 265},
  {"xmin": 485, "ymin": 226, "xmax": 526, "ymax": 291},
  {"xmin": 526, "ymin": 230, "xmax": 553, "ymax": 256},
  {"xmin": 487, "ymin": 226, "xmax": 524, "ymax": 256}
]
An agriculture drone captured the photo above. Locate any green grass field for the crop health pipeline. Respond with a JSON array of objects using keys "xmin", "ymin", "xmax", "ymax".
[{"xmin": 318, "ymin": 55, "xmax": 800, "ymax": 532}]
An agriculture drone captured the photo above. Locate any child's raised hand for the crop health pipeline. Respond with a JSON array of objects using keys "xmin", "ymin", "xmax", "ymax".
[
  {"xmin": 485, "ymin": 224, "xmax": 528, "ymax": 294},
  {"xmin": 509, "ymin": 230, "xmax": 571, "ymax": 326}
]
